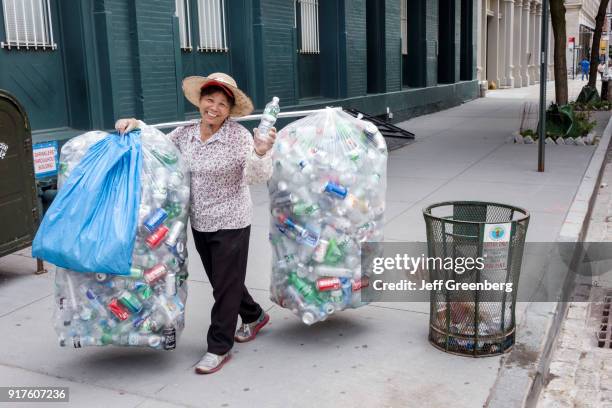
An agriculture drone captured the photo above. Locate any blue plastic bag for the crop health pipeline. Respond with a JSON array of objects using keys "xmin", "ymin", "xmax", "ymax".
[{"xmin": 32, "ymin": 131, "xmax": 142, "ymax": 275}]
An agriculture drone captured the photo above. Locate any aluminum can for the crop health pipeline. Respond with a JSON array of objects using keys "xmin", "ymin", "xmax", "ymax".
[
  {"xmin": 312, "ymin": 239, "xmax": 329, "ymax": 263},
  {"xmin": 118, "ymin": 290, "xmax": 143, "ymax": 313},
  {"xmin": 352, "ymin": 276, "xmax": 370, "ymax": 291},
  {"xmin": 165, "ymin": 221, "xmax": 185, "ymax": 248},
  {"xmin": 129, "ymin": 267, "xmax": 144, "ymax": 279},
  {"xmin": 316, "ymin": 277, "xmax": 341, "ymax": 291},
  {"xmin": 323, "ymin": 181, "xmax": 348, "ymax": 199},
  {"xmin": 163, "ymin": 327, "xmax": 176, "ymax": 350},
  {"xmin": 144, "ymin": 264, "xmax": 168, "ymax": 285},
  {"xmin": 108, "ymin": 299, "xmax": 129, "ymax": 321},
  {"xmin": 165, "ymin": 272, "xmax": 177, "ymax": 296},
  {"xmin": 146, "ymin": 225, "xmax": 169, "ymax": 248},
  {"xmin": 144, "ymin": 208, "xmax": 168, "ymax": 233}
]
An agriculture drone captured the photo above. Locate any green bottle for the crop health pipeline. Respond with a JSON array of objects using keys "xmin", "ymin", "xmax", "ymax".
[
  {"xmin": 288, "ymin": 272, "xmax": 322, "ymax": 305},
  {"xmin": 324, "ymin": 239, "xmax": 344, "ymax": 265},
  {"xmin": 293, "ymin": 201, "xmax": 320, "ymax": 217},
  {"xmin": 151, "ymin": 147, "xmax": 178, "ymax": 165}
]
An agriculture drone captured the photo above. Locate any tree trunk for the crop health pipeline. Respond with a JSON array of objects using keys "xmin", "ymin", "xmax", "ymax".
[
  {"xmin": 550, "ymin": 0, "xmax": 568, "ymax": 105},
  {"xmin": 588, "ymin": 0, "xmax": 611, "ymax": 88}
]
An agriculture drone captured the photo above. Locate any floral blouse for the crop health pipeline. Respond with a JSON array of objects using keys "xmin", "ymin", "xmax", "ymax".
[{"xmin": 144, "ymin": 119, "xmax": 272, "ymax": 232}]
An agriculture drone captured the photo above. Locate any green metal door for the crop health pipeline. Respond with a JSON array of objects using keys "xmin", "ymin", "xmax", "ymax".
[{"xmin": 0, "ymin": 90, "xmax": 39, "ymax": 257}]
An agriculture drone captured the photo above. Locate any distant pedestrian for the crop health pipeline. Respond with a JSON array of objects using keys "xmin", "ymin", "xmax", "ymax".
[
  {"xmin": 598, "ymin": 62, "xmax": 605, "ymax": 79},
  {"xmin": 580, "ymin": 58, "xmax": 590, "ymax": 81}
]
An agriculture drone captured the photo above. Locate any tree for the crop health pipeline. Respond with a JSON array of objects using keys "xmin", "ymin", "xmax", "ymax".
[
  {"xmin": 588, "ymin": 0, "xmax": 611, "ymax": 88},
  {"xmin": 550, "ymin": 0, "xmax": 568, "ymax": 105}
]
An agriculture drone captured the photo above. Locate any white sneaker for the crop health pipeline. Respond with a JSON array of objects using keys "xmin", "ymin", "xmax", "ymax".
[{"xmin": 194, "ymin": 352, "xmax": 231, "ymax": 374}]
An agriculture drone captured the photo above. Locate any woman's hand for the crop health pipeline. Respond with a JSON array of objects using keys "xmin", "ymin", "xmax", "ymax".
[
  {"xmin": 115, "ymin": 118, "xmax": 140, "ymax": 135},
  {"xmin": 253, "ymin": 127, "xmax": 277, "ymax": 157}
]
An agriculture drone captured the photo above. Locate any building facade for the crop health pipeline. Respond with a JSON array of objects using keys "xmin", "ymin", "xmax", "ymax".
[
  {"xmin": 565, "ymin": 0, "xmax": 602, "ymax": 75},
  {"xmin": 0, "ymin": 0, "xmax": 480, "ymax": 147},
  {"xmin": 476, "ymin": 0, "xmax": 555, "ymax": 88}
]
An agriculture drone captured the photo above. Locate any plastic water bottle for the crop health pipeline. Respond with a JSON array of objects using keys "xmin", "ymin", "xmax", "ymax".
[{"xmin": 258, "ymin": 97, "xmax": 280, "ymax": 137}]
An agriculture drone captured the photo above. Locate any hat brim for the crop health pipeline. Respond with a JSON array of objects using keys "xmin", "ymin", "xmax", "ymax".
[{"xmin": 182, "ymin": 76, "xmax": 254, "ymax": 118}]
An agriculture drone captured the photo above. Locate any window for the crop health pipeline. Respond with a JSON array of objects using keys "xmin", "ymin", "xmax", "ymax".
[
  {"xmin": 175, "ymin": 0, "xmax": 192, "ymax": 51},
  {"xmin": 297, "ymin": 0, "xmax": 319, "ymax": 54},
  {"xmin": 196, "ymin": 0, "xmax": 228, "ymax": 52},
  {"xmin": 401, "ymin": 0, "xmax": 407, "ymax": 55},
  {"xmin": 1, "ymin": 0, "xmax": 56, "ymax": 50}
]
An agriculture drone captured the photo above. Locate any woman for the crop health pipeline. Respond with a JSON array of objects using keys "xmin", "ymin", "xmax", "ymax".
[{"xmin": 116, "ymin": 73, "xmax": 275, "ymax": 374}]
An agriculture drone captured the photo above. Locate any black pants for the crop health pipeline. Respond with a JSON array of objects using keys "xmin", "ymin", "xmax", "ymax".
[{"xmin": 192, "ymin": 226, "xmax": 263, "ymax": 355}]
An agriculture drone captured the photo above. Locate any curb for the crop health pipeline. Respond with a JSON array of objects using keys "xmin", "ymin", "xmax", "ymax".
[{"xmin": 485, "ymin": 115, "xmax": 612, "ymax": 408}]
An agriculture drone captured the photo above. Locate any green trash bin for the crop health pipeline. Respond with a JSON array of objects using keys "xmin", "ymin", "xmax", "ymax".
[{"xmin": 423, "ymin": 201, "xmax": 530, "ymax": 357}]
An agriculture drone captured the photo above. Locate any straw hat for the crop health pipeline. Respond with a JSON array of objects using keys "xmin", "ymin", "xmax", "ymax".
[{"xmin": 182, "ymin": 73, "xmax": 254, "ymax": 117}]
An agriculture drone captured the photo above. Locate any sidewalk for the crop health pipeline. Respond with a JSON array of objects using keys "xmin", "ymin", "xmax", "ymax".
[
  {"xmin": 0, "ymin": 78, "xmax": 609, "ymax": 408},
  {"xmin": 537, "ymin": 126, "xmax": 612, "ymax": 407}
]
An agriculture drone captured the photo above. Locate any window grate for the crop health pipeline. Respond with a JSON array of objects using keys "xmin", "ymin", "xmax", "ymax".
[
  {"xmin": 400, "ymin": 0, "xmax": 407, "ymax": 55},
  {"xmin": 196, "ymin": 0, "xmax": 228, "ymax": 52},
  {"xmin": 175, "ymin": 0, "xmax": 192, "ymax": 51},
  {"xmin": 597, "ymin": 293, "xmax": 612, "ymax": 349},
  {"xmin": 1, "ymin": 0, "xmax": 56, "ymax": 50},
  {"xmin": 298, "ymin": 0, "xmax": 319, "ymax": 54}
]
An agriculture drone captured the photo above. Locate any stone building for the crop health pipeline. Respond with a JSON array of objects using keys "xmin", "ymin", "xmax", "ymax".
[{"xmin": 477, "ymin": 0, "xmax": 553, "ymax": 88}]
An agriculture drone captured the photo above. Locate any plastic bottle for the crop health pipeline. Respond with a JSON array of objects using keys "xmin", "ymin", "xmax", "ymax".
[{"xmin": 258, "ymin": 97, "xmax": 280, "ymax": 137}]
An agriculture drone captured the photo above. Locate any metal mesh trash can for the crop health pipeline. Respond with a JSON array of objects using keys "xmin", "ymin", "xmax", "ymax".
[{"xmin": 423, "ymin": 201, "xmax": 529, "ymax": 357}]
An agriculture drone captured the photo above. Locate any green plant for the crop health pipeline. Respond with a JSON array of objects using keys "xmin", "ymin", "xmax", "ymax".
[
  {"xmin": 520, "ymin": 129, "xmax": 536, "ymax": 137},
  {"xmin": 574, "ymin": 110, "xmax": 597, "ymax": 136},
  {"xmin": 570, "ymin": 99, "xmax": 612, "ymax": 111}
]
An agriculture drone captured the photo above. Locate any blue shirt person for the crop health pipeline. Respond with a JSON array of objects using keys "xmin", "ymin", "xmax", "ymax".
[{"xmin": 580, "ymin": 58, "xmax": 590, "ymax": 80}]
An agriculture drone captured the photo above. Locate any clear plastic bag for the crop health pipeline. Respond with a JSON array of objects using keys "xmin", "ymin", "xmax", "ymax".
[
  {"xmin": 53, "ymin": 127, "xmax": 190, "ymax": 349},
  {"xmin": 268, "ymin": 108, "xmax": 387, "ymax": 325}
]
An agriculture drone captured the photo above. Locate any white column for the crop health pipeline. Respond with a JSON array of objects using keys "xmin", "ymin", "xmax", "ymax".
[
  {"xmin": 521, "ymin": 0, "xmax": 531, "ymax": 86},
  {"xmin": 504, "ymin": 0, "xmax": 515, "ymax": 87},
  {"xmin": 534, "ymin": 4, "xmax": 542, "ymax": 82},
  {"xmin": 513, "ymin": 0, "xmax": 523, "ymax": 87},
  {"xmin": 498, "ymin": 4, "xmax": 507, "ymax": 86},
  {"xmin": 529, "ymin": 2, "xmax": 537, "ymax": 84},
  {"xmin": 487, "ymin": 0, "xmax": 501, "ymax": 87},
  {"xmin": 476, "ymin": 0, "xmax": 484, "ymax": 81}
]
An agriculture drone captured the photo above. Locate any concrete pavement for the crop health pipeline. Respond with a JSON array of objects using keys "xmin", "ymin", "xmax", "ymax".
[
  {"xmin": 0, "ymin": 78, "xmax": 609, "ymax": 407},
  {"xmin": 537, "ymin": 140, "xmax": 612, "ymax": 408}
]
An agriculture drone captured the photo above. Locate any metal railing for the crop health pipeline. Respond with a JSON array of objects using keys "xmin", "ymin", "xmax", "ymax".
[
  {"xmin": 151, "ymin": 107, "xmax": 339, "ymax": 130},
  {"xmin": 1, "ymin": 0, "xmax": 56, "ymax": 50}
]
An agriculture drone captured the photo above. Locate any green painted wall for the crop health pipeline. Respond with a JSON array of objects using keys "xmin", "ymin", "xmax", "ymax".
[
  {"xmin": 0, "ymin": 0, "xmax": 68, "ymax": 131},
  {"xmin": 343, "ymin": 0, "xmax": 366, "ymax": 98},
  {"xmin": 253, "ymin": 0, "xmax": 298, "ymax": 107},
  {"xmin": 0, "ymin": 0, "xmax": 478, "ymax": 143},
  {"xmin": 384, "ymin": 0, "xmax": 401, "ymax": 92},
  {"xmin": 438, "ymin": 0, "xmax": 460, "ymax": 84},
  {"xmin": 425, "ymin": 0, "xmax": 439, "ymax": 87}
]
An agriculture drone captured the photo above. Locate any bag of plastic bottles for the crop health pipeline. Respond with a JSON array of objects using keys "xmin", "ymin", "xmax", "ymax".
[
  {"xmin": 268, "ymin": 108, "xmax": 387, "ymax": 325},
  {"xmin": 50, "ymin": 128, "xmax": 190, "ymax": 349}
]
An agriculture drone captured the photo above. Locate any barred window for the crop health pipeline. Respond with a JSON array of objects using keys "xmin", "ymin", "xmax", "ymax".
[
  {"xmin": 196, "ymin": 0, "xmax": 228, "ymax": 52},
  {"xmin": 175, "ymin": 0, "xmax": 192, "ymax": 51},
  {"xmin": 401, "ymin": 0, "xmax": 407, "ymax": 55},
  {"xmin": 298, "ymin": 0, "xmax": 319, "ymax": 54},
  {"xmin": 1, "ymin": 0, "xmax": 56, "ymax": 50}
]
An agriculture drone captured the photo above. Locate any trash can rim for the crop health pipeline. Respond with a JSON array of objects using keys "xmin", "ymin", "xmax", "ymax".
[{"xmin": 422, "ymin": 201, "xmax": 530, "ymax": 225}]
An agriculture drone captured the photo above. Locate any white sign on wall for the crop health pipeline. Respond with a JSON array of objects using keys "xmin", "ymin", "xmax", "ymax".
[{"xmin": 33, "ymin": 141, "xmax": 59, "ymax": 179}]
